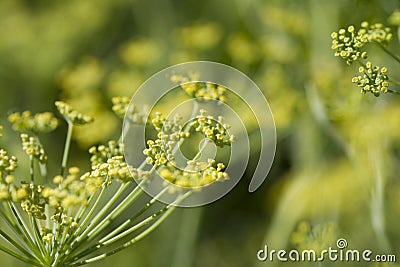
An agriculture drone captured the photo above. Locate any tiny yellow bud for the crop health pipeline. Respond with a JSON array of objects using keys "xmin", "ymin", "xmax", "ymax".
[
  {"xmin": 5, "ymin": 175, "xmax": 14, "ymax": 184},
  {"xmin": 53, "ymin": 175, "xmax": 63, "ymax": 185},
  {"xmin": 69, "ymin": 167, "xmax": 80, "ymax": 175}
]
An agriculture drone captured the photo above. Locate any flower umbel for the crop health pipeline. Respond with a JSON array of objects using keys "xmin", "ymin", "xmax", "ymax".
[
  {"xmin": 331, "ymin": 25, "xmax": 368, "ymax": 65},
  {"xmin": 331, "ymin": 20, "xmax": 400, "ymax": 96},
  {"xmin": 144, "ymin": 109, "xmax": 232, "ymax": 189},
  {"xmin": 21, "ymin": 133, "xmax": 47, "ymax": 164},
  {"xmin": 171, "ymin": 73, "xmax": 228, "ymax": 102},
  {"xmin": 0, "ymin": 94, "xmax": 233, "ymax": 266},
  {"xmin": 55, "ymin": 101, "xmax": 94, "ymax": 125},
  {"xmin": 352, "ymin": 61, "xmax": 389, "ymax": 96},
  {"xmin": 8, "ymin": 111, "xmax": 59, "ymax": 133}
]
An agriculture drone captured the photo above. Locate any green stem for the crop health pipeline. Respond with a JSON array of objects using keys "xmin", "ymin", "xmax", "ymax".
[
  {"xmin": 0, "ymin": 243, "xmax": 39, "ymax": 266},
  {"xmin": 375, "ymin": 42, "xmax": 400, "ymax": 64},
  {"xmin": 65, "ymin": 191, "xmax": 192, "ymax": 267},
  {"xmin": 29, "ymin": 155, "xmax": 34, "ymax": 183},
  {"xmin": 39, "ymin": 163, "xmax": 47, "ymax": 184},
  {"xmin": 170, "ymin": 208, "xmax": 203, "ymax": 267},
  {"xmin": 61, "ymin": 122, "xmax": 73, "ymax": 177},
  {"xmin": 8, "ymin": 202, "xmax": 45, "ymax": 262},
  {"xmin": 0, "ymin": 204, "xmax": 33, "ymax": 251},
  {"xmin": 0, "ymin": 228, "xmax": 35, "ymax": 260},
  {"xmin": 50, "ymin": 222, "xmax": 64, "ymax": 264},
  {"xmin": 69, "ymin": 186, "xmax": 170, "ymax": 262},
  {"xmin": 30, "ymin": 216, "xmax": 48, "ymax": 262},
  {"xmin": 73, "ymin": 194, "xmax": 95, "ymax": 223},
  {"xmin": 60, "ymin": 181, "xmax": 137, "ymax": 261},
  {"xmin": 192, "ymin": 139, "xmax": 209, "ymax": 161},
  {"xmin": 85, "ymin": 178, "xmax": 148, "ymax": 240},
  {"xmin": 58, "ymin": 178, "xmax": 116, "ymax": 256},
  {"xmin": 387, "ymin": 88, "xmax": 400, "ymax": 95},
  {"xmin": 99, "ymin": 186, "xmax": 169, "ymax": 244},
  {"xmin": 102, "ymin": 205, "xmax": 168, "ymax": 245},
  {"xmin": 74, "ymin": 177, "xmax": 112, "ymax": 232}
]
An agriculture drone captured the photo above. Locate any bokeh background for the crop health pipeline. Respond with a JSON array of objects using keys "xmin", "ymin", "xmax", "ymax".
[{"xmin": 1, "ymin": 0, "xmax": 400, "ymax": 266}]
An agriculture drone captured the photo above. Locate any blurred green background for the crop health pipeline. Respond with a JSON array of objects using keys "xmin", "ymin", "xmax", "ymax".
[{"xmin": 1, "ymin": 0, "xmax": 400, "ymax": 266}]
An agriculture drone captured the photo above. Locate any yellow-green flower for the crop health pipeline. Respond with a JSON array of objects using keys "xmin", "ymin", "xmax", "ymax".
[
  {"xmin": 55, "ymin": 101, "xmax": 94, "ymax": 125},
  {"xmin": 8, "ymin": 111, "xmax": 59, "ymax": 133}
]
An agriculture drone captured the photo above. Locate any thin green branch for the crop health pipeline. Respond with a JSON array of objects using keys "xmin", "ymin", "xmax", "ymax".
[
  {"xmin": 0, "ymin": 228, "xmax": 35, "ymax": 260},
  {"xmin": 99, "ymin": 186, "xmax": 169, "ymax": 244},
  {"xmin": 375, "ymin": 41, "xmax": 400, "ymax": 64},
  {"xmin": 69, "ymin": 187, "xmax": 170, "ymax": 262},
  {"xmin": 61, "ymin": 122, "xmax": 73, "ymax": 177},
  {"xmin": 57, "ymin": 178, "xmax": 115, "ymax": 257},
  {"xmin": 30, "ymin": 216, "xmax": 47, "ymax": 261},
  {"xmin": 66, "ymin": 191, "xmax": 192, "ymax": 267},
  {"xmin": 0, "ymin": 204, "xmax": 34, "ymax": 252},
  {"xmin": 83, "ymin": 180, "xmax": 148, "ymax": 242},
  {"xmin": 29, "ymin": 155, "xmax": 34, "ymax": 183},
  {"xmin": 388, "ymin": 78, "xmax": 400, "ymax": 88},
  {"xmin": 0, "ymin": 242, "xmax": 40, "ymax": 266},
  {"xmin": 7, "ymin": 203, "xmax": 39, "ymax": 256}
]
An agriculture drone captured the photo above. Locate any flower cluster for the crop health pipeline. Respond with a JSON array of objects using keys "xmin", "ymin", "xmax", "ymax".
[
  {"xmin": 190, "ymin": 109, "xmax": 235, "ymax": 148},
  {"xmin": 171, "ymin": 74, "xmax": 228, "ymax": 102},
  {"xmin": 8, "ymin": 111, "xmax": 58, "ymax": 133},
  {"xmin": 89, "ymin": 140, "xmax": 125, "ymax": 166},
  {"xmin": 55, "ymin": 101, "xmax": 94, "ymax": 125},
  {"xmin": 20, "ymin": 183, "xmax": 47, "ymax": 220},
  {"xmin": 44, "ymin": 167, "xmax": 90, "ymax": 210},
  {"xmin": 331, "ymin": 21, "xmax": 398, "ymax": 96},
  {"xmin": 87, "ymin": 142, "xmax": 149, "ymax": 184},
  {"xmin": 144, "ymin": 112, "xmax": 183, "ymax": 166},
  {"xmin": 111, "ymin": 96, "xmax": 129, "ymax": 118},
  {"xmin": 0, "ymin": 97, "xmax": 234, "ymax": 266},
  {"xmin": 331, "ymin": 25, "xmax": 368, "ymax": 65},
  {"xmin": 352, "ymin": 61, "xmax": 389, "ymax": 96},
  {"xmin": 83, "ymin": 156, "xmax": 147, "ymax": 185},
  {"xmin": 331, "ymin": 22, "xmax": 392, "ymax": 65},
  {"xmin": 159, "ymin": 159, "xmax": 228, "ymax": 188},
  {"xmin": 112, "ymin": 96, "xmax": 149, "ymax": 124},
  {"xmin": 360, "ymin": 21, "xmax": 393, "ymax": 45},
  {"xmin": 144, "ymin": 110, "xmax": 232, "ymax": 188},
  {"xmin": 20, "ymin": 133, "xmax": 47, "ymax": 164},
  {"xmin": 0, "ymin": 149, "xmax": 18, "ymax": 176}
]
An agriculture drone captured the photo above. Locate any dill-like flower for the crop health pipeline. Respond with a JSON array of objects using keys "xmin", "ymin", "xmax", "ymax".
[
  {"xmin": 331, "ymin": 25, "xmax": 368, "ymax": 65},
  {"xmin": 0, "ymin": 149, "xmax": 18, "ymax": 175},
  {"xmin": 144, "ymin": 109, "xmax": 232, "ymax": 188},
  {"xmin": 8, "ymin": 111, "xmax": 59, "ymax": 133},
  {"xmin": 190, "ymin": 109, "xmax": 235, "ymax": 148},
  {"xmin": 0, "ymin": 93, "xmax": 233, "ymax": 266},
  {"xmin": 331, "ymin": 22, "xmax": 392, "ymax": 65},
  {"xmin": 331, "ymin": 20, "xmax": 400, "ymax": 96},
  {"xmin": 21, "ymin": 133, "xmax": 47, "ymax": 164},
  {"xmin": 352, "ymin": 61, "xmax": 389, "ymax": 96},
  {"xmin": 55, "ymin": 101, "xmax": 94, "ymax": 125},
  {"xmin": 170, "ymin": 74, "xmax": 228, "ymax": 102},
  {"xmin": 112, "ymin": 96, "xmax": 148, "ymax": 124},
  {"xmin": 360, "ymin": 21, "xmax": 393, "ymax": 45}
]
